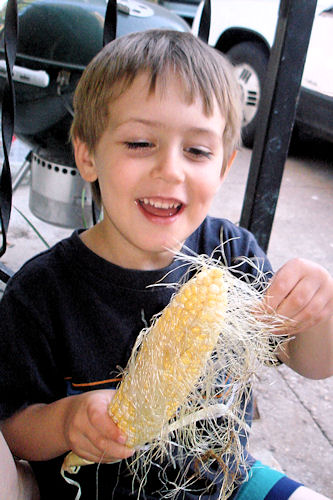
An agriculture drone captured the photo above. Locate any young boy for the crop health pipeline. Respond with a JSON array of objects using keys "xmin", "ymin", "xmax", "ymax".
[{"xmin": 0, "ymin": 30, "xmax": 332, "ymax": 500}]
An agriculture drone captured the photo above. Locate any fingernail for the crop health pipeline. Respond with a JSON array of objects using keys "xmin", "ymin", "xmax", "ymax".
[{"xmin": 117, "ymin": 434, "xmax": 127, "ymax": 444}]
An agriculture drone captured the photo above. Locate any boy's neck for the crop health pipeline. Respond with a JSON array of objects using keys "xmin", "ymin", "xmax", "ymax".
[{"xmin": 79, "ymin": 224, "xmax": 177, "ymax": 271}]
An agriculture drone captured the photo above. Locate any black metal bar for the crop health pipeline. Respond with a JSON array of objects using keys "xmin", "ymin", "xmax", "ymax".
[
  {"xmin": 103, "ymin": 0, "xmax": 117, "ymax": 46},
  {"xmin": 0, "ymin": 0, "xmax": 18, "ymax": 257},
  {"xmin": 0, "ymin": 261, "xmax": 14, "ymax": 284},
  {"xmin": 239, "ymin": 0, "xmax": 317, "ymax": 252},
  {"xmin": 198, "ymin": 0, "xmax": 211, "ymax": 43}
]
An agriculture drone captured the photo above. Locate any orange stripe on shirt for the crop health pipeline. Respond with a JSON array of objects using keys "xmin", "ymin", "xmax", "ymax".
[{"xmin": 70, "ymin": 377, "xmax": 122, "ymax": 388}]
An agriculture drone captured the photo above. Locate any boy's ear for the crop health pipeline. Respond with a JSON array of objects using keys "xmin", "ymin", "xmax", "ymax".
[
  {"xmin": 220, "ymin": 150, "xmax": 237, "ymax": 181},
  {"xmin": 73, "ymin": 137, "xmax": 98, "ymax": 182}
]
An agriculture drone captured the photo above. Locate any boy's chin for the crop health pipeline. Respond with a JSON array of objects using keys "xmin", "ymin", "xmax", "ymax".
[{"xmin": 156, "ymin": 239, "xmax": 185, "ymax": 256}]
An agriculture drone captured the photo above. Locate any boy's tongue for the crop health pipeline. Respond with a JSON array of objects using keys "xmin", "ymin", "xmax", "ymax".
[{"xmin": 139, "ymin": 199, "xmax": 180, "ymax": 217}]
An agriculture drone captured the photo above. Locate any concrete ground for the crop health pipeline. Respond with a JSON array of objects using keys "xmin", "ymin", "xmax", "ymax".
[{"xmin": 1, "ymin": 137, "xmax": 333, "ymax": 497}]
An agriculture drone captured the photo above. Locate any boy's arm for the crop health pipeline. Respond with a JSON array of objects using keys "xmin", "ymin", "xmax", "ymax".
[
  {"xmin": 264, "ymin": 258, "xmax": 333, "ymax": 379},
  {"xmin": 1, "ymin": 390, "xmax": 133, "ymax": 463},
  {"xmin": 277, "ymin": 316, "xmax": 333, "ymax": 379}
]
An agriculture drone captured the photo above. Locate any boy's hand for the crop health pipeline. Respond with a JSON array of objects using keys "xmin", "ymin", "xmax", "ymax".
[
  {"xmin": 264, "ymin": 258, "xmax": 333, "ymax": 335},
  {"xmin": 63, "ymin": 389, "xmax": 134, "ymax": 464}
]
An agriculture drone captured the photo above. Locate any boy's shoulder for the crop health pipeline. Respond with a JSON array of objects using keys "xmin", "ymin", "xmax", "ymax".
[
  {"xmin": 188, "ymin": 216, "xmax": 271, "ymax": 278},
  {"xmin": 5, "ymin": 231, "xmax": 81, "ymax": 293},
  {"xmin": 200, "ymin": 215, "xmax": 255, "ymax": 239},
  {"xmin": 192, "ymin": 216, "xmax": 266, "ymax": 259}
]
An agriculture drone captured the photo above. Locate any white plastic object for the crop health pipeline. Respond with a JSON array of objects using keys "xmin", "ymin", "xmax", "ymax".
[{"xmin": 0, "ymin": 60, "xmax": 50, "ymax": 88}]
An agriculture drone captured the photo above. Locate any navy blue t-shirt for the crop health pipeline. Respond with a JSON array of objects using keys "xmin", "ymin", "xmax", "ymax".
[{"xmin": 0, "ymin": 216, "xmax": 272, "ymax": 499}]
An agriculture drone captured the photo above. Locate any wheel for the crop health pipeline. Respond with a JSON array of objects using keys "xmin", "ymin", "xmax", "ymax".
[{"xmin": 227, "ymin": 41, "xmax": 268, "ymax": 148}]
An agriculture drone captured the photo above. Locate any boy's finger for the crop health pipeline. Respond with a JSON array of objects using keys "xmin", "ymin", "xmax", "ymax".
[
  {"xmin": 79, "ymin": 427, "xmax": 134, "ymax": 462},
  {"xmin": 95, "ymin": 411, "xmax": 128, "ymax": 444},
  {"xmin": 272, "ymin": 276, "xmax": 318, "ymax": 319},
  {"xmin": 264, "ymin": 273, "xmax": 300, "ymax": 311},
  {"xmin": 71, "ymin": 434, "xmax": 107, "ymax": 463},
  {"xmin": 292, "ymin": 294, "xmax": 333, "ymax": 330},
  {"xmin": 100, "ymin": 441, "xmax": 135, "ymax": 462},
  {"xmin": 86, "ymin": 395, "xmax": 127, "ymax": 443},
  {"xmin": 71, "ymin": 445, "xmax": 133, "ymax": 466}
]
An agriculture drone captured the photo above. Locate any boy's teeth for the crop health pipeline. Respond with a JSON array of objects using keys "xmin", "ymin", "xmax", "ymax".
[{"xmin": 142, "ymin": 198, "xmax": 179, "ymax": 209}]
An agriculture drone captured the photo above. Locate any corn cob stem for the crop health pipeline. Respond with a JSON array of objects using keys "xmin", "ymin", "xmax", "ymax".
[{"xmin": 62, "ymin": 453, "xmax": 94, "ymax": 474}]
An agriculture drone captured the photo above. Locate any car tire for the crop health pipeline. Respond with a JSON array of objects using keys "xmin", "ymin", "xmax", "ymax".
[{"xmin": 226, "ymin": 41, "xmax": 268, "ymax": 148}]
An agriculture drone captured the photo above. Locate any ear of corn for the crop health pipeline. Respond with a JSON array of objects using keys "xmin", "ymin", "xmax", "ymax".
[
  {"xmin": 109, "ymin": 266, "xmax": 228, "ymax": 448},
  {"xmin": 62, "ymin": 266, "xmax": 228, "ymax": 472}
]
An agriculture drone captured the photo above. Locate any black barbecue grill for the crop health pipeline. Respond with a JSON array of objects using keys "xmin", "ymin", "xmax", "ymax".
[{"xmin": 0, "ymin": 0, "xmax": 189, "ymax": 227}]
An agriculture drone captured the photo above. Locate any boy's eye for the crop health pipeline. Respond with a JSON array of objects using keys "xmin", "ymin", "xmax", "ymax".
[
  {"xmin": 185, "ymin": 147, "xmax": 212, "ymax": 159},
  {"xmin": 125, "ymin": 141, "xmax": 152, "ymax": 149}
]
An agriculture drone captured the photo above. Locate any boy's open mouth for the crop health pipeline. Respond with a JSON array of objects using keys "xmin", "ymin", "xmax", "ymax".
[{"xmin": 137, "ymin": 198, "xmax": 183, "ymax": 217}]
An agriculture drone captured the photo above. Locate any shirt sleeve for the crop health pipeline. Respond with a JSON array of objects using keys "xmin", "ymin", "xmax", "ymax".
[
  {"xmin": 198, "ymin": 216, "xmax": 273, "ymax": 280},
  {"xmin": 0, "ymin": 267, "xmax": 65, "ymax": 420}
]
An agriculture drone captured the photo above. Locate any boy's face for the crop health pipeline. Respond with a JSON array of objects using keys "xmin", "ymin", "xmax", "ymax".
[{"xmin": 75, "ymin": 72, "xmax": 231, "ymax": 270}]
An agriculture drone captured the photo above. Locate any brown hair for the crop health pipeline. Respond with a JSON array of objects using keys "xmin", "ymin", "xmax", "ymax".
[{"xmin": 71, "ymin": 29, "xmax": 242, "ymax": 203}]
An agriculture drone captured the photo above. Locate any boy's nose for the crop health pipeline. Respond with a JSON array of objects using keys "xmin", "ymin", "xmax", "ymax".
[{"xmin": 151, "ymin": 147, "xmax": 185, "ymax": 184}]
